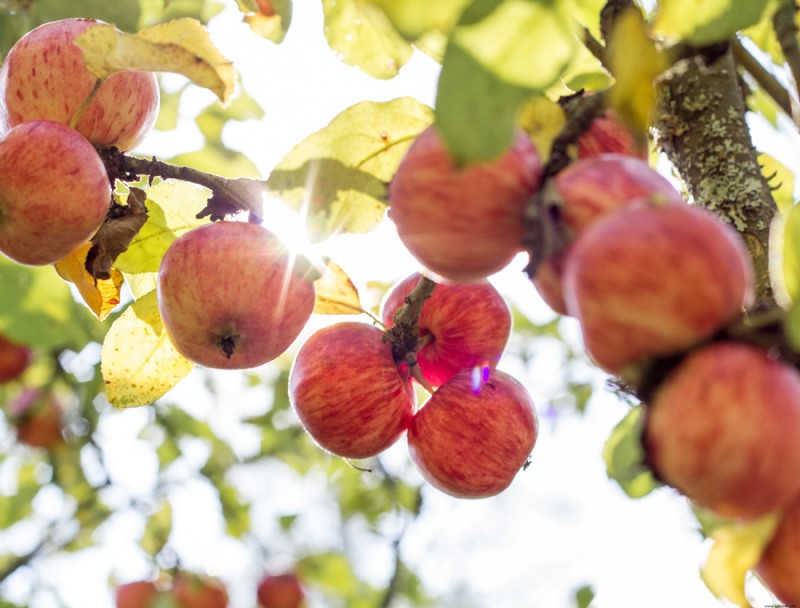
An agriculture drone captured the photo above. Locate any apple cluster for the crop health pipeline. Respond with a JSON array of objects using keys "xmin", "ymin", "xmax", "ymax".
[
  {"xmin": 116, "ymin": 570, "xmax": 305, "ymax": 608},
  {"xmin": 387, "ymin": 117, "xmax": 800, "ymax": 601},
  {"xmin": 0, "ymin": 19, "xmax": 159, "ymax": 266},
  {"xmin": 289, "ymin": 273, "xmax": 539, "ymax": 499}
]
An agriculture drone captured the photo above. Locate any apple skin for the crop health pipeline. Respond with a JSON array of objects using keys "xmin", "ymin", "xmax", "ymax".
[
  {"xmin": 0, "ymin": 120, "xmax": 111, "ymax": 266},
  {"xmin": 0, "ymin": 333, "xmax": 31, "ymax": 383},
  {"xmin": 158, "ymin": 222, "xmax": 316, "ymax": 370},
  {"xmin": 257, "ymin": 573, "xmax": 305, "ymax": 608},
  {"xmin": 380, "ymin": 272, "xmax": 512, "ymax": 388},
  {"xmin": 289, "ymin": 322, "xmax": 415, "ymax": 459},
  {"xmin": 115, "ymin": 581, "xmax": 161, "ymax": 608},
  {"xmin": 532, "ymin": 154, "xmax": 683, "ymax": 315},
  {"xmin": 0, "ymin": 19, "xmax": 160, "ymax": 151},
  {"xmin": 577, "ymin": 110, "xmax": 647, "ymax": 160},
  {"xmin": 407, "ymin": 368, "xmax": 537, "ymax": 498},
  {"xmin": 756, "ymin": 496, "xmax": 800, "ymax": 604},
  {"xmin": 644, "ymin": 341, "xmax": 800, "ymax": 520},
  {"xmin": 174, "ymin": 576, "xmax": 229, "ymax": 608},
  {"xmin": 562, "ymin": 201, "xmax": 754, "ymax": 374},
  {"xmin": 10, "ymin": 389, "xmax": 64, "ymax": 450},
  {"xmin": 389, "ymin": 125, "xmax": 543, "ymax": 282}
]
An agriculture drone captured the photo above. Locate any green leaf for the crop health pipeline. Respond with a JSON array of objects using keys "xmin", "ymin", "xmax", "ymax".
[
  {"xmin": 100, "ymin": 290, "xmax": 195, "ymax": 408},
  {"xmin": 452, "ymin": 0, "xmax": 576, "ymax": 90},
  {"xmin": 366, "ymin": 0, "xmax": 469, "ymax": 39},
  {"xmin": 574, "ymin": 584, "xmax": 595, "ymax": 608},
  {"xmin": 436, "ymin": 0, "xmax": 576, "ymax": 162},
  {"xmin": 782, "ymin": 203, "xmax": 800, "ymax": 303},
  {"xmin": 217, "ymin": 482, "xmax": 251, "ymax": 538},
  {"xmin": 170, "ymin": 145, "xmax": 262, "ymax": 180},
  {"xmin": 759, "ymin": 153, "xmax": 794, "ymax": 215},
  {"xmin": 115, "ymin": 181, "xmax": 212, "ymax": 274},
  {"xmin": 322, "ymin": 0, "xmax": 413, "ymax": 79},
  {"xmin": 267, "ymin": 97, "xmax": 433, "ymax": 241},
  {"xmin": 654, "ymin": 0, "xmax": 768, "ymax": 44},
  {"xmin": 194, "ymin": 90, "xmax": 266, "ymax": 145},
  {"xmin": 784, "ymin": 301, "xmax": 800, "ymax": 351},
  {"xmin": 141, "ymin": 500, "xmax": 173, "ymax": 557},
  {"xmin": 0, "ymin": 259, "xmax": 95, "ymax": 350},
  {"xmin": 28, "ymin": 0, "xmax": 141, "ymax": 33},
  {"xmin": 298, "ymin": 552, "xmax": 361, "ymax": 595},
  {"xmin": 603, "ymin": 406, "xmax": 661, "ymax": 499},
  {"xmin": 742, "ymin": 0, "xmax": 782, "ymax": 64},
  {"xmin": 0, "ymin": 462, "xmax": 41, "ymax": 530}
]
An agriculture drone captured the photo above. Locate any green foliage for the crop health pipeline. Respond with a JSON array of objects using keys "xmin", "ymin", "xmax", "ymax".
[
  {"xmin": 654, "ymin": 0, "xmax": 769, "ymax": 44},
  {"xmin": 0, "ymin": 461, "xmax": 40, "ymax": 530},
  {"xmin": 574, "ymin": 584, "xmax": 595, "ymax": 608},
  {"xmin": 267, "ymin": 97, "xmax": 433, "ymax": 240},
  {"xmin": 603, "ymin": 406, "xmax": 661, "ymax": 499},
  {"xmin": 782, "ymin": 203, "xmax": 800, "ymax": 303},
  {"xmin": 141, "ymin": 499, "xmax": 173, "ymax": 557}
]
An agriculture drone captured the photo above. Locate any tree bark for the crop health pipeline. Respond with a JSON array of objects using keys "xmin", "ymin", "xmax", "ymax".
[{"xmin": 654, "ymin": 45, "xmax": 778, "ymax": 304}]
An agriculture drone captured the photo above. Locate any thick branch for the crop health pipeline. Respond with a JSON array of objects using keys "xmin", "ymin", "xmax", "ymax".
[
  {"xmin": 653, "ymin": 45, "xmax": 778, "ymax": 304},
  {"xmin": 98, "ymin": 147, "xmax": 268, "ymax": 222}
]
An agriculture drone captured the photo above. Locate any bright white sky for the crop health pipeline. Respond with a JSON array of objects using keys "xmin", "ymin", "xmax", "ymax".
[{"xmin": 4, "ymin": 2, "xmax": 793, "ymax": 607}]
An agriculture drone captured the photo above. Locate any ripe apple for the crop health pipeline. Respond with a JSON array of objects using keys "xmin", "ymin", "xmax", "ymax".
[
  {"xmin": 577, "ymin": 110, "xmax": 647, "ymax": 159},
  {"xmin": 562, "ymin": 201, "xmax": 754, "ymax": 374},
  {"xmin": 380, "ymin": 272, "xmax": 512, "ymax": 388},
  {"xmin": 389, "ymin": 125, "xmax": 543, "ymax": 282},
  {"xmin": 407, "ymin": 368, "xmax": 537, "ymax": 498},
  {"xmin": 174, "ymin": 575, "xmax": 229, "ymax": 608},
  {"xmin": 158, "ymin": 221, "xmax": 316, "ymax": 370},
  {"xmin": 289, "ymin": 322, "xmax": 414, "ymax": 459},
  {"xmin": 0, "ymin": 333, "xmax": 31, "ymax": 383},
  {"xmin": 532, "ymin": 154, "xmax": 683, "ymax": 315},
  {"xmin": 644, "ymin": 341, "xmax": 800, "ymax": 520},
  {"xmin": 10, "ymin": 389, "xmax": 64, "ymax": 450},
  {"xmin": 0, "ymin": 120, "xmax": 111, "ymax": 266},
  {"xmin": 756, "ymin": 496, "xmax": 800, "ymax": 604},
  {"xmin": 0, "ymin": 18, "xmax": 160, "ymax": 151},
  {"xmin": 115, "ymin": 580, "xmax": 161, "ymax": 608},
  {"xmin": 257, "ymin": 572, "xmax": 305, "ymax": 608}
]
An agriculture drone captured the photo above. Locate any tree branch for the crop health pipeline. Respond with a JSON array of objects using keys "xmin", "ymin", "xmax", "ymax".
[
  {"xmin": 98, "ymin": 147, "xmax": 268, "ymax": 222},
  {"xmin": 773, "ymin": 0, "xmax": 800, "ymax": 126},
  {"xmin": 731, "ymin": 38, "xmax": 794, "ymax": 118},
  {"xmin": 653, "ymin": 44, "xmax": 778, "ymax": 304}
]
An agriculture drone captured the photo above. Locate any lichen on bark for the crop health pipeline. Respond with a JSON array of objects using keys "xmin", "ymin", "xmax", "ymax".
[{"xmin": 653, "ymin": 46, "xmax": 778, "ymax": 304}]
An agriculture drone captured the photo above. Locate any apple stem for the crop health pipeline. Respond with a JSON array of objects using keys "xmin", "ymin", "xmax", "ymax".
[
  {"xmin": 410, "ymin": 363, "xmax": 434, "ymax": 394},
  {"xmin": 381, "ymin": 275, "xmax": 436, "ymax": 370},
  {"xmin": 69, "ymin": 77, "xmax": 104, "ymax": 130}
]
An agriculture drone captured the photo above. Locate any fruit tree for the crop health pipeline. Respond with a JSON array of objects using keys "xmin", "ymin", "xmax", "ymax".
[{"xmin": 1, "ymin": 1, "xmax": 800, "ymax": 607}]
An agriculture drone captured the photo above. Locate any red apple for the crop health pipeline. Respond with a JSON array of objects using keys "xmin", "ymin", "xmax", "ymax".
[
  {"xmin": 289, "ymin": 322, "xmax": 414, "ymax": 459},
  {"xmin": 380, "ymin": 272, "xmax": 512, "ymax": 388},
  {"xmin": 157, "ymin": 221, "xmax": 316, "ymax": 370},
  {"xmin": 389, "ymin": 125, "xmax": 543, "ymax": 282},
  {"xmin": 174, "ymin": 575, "xmax": 229, "ymax": 608},
  {"xmin": 532, "ymin": 154, "xmax": 683, "ymax": 315},
  {"xmin": 756, "ymin": 496, "xmax": 800, "ymax": 604},
  {"xmin": 115, "ymin": 580, "xmax": 161, "ymax": 608},
  {"xmin": 0, "ymin": 120, "xmax": 111, "ymax": 266},
  {"xmin": 577, "ymin": 110, "xmax": 647, "ymax": 159},
  {"xmin": 562, "ymin": 201, "xmax": 754, "ymax": 374},
  {"xmin": 0, "ymin": 19, "xmax": 160, "ymax": 151},
  {"xmin": 257, "ymin": 572, "xmax": 305, "ymax": 608},
  {"xmin": 644, "ymin": 341, "xmax": 800, "ymax": 520},
  {"xmin": 0, "ymin": 333, "xmax": 31, "ymax": 383},
  {"xmin": 10, "ymin": 389, "xmax": 64, "ymax": 450},
  {"xmin": 407, "ymin": 368, "xmax": 537, "ymax": 498}
]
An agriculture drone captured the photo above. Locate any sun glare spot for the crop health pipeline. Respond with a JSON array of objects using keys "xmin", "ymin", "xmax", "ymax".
[{"xmin": 471, "ymin": 361, "xmax": 491, "ymax": 394}]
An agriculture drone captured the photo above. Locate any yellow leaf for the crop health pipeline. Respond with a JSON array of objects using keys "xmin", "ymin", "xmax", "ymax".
[
  {"xmin": 101, "ymin": 290, "xmax": 194, "ymax": 408},
  {"xmin": 75, "ymin": 19, "xmax": 235, "ymax": 105},
  {"xmin": 313, "ymin": 261, "xmax": 363, "ymax": 315},
  {"xmin": 700, "ymin": 512, "xmax": 780, "ymax": 608},
  {"xmin": 518, "ymin": 96, "xmax": 567, "ymax": 163},
  {"xmin": 54, "ymin": 243, "xmax": 124, "ymax": 321},
  {"xmin": 758, "ymin": 153, "xmax": 795, "ymax": 216},
  {"xmin": 607, "ymin": 9, "xmax": 668, "ymax": 136}
]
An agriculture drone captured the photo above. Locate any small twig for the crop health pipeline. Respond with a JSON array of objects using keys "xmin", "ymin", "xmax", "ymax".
[
  {"xmin": 773, "ymin": 0, "xmax": 800, "ymax": 126},
  {"xmin": 378, "ymin": 488, "xmax": 423, "ymax": 608},
  {"xmin": 381, "ymin": 275, "xmax": 437, "ymax": 393},
  {"xmin": 581, "ymin": 27, "xmax": 609, "ymax": 71},
  {"xmin": 731, "ymin": 38, "xmax": 794, "ymax": 120},
  {"xmin": 97, "ymin": 147, "xmax": 268, "ymax": 222}
]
